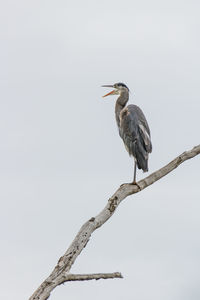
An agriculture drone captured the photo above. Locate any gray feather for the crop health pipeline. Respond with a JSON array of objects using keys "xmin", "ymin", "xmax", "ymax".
[{"xmin": 119, "ymin": 104, "xmax": 152, "ymax": 172}]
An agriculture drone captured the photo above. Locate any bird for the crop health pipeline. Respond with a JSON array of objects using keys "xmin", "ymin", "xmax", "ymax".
[{"xmin": 102, "ymin": 82, "xmax": 152, "ymax": 185}]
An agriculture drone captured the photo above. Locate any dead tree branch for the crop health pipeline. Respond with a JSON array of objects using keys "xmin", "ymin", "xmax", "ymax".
[
  {"xmin": 29, "ymin": 144, "xmax": 200, "ymax": 300},
  {"xmin": 57, "ymin": 272, "xmax": 123, "ymax": 284}
]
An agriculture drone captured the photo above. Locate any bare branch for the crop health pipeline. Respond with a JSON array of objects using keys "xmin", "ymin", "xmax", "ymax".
[
  {"xmin": 29, "ymin": 145, "xmax": 200, "ymax": 300},
  {"xmin": 58, "ymin": 272, "xmax": 123, "ymax": 283}
]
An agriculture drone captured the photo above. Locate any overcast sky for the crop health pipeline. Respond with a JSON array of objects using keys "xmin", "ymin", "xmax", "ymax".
[{"xmin": 1, "ymin": 1, "xmax": 200, "ymax": 300}]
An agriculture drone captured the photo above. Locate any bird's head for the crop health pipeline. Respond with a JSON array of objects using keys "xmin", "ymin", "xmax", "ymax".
[{"xmin": 102, "ymin": 82, "xmax": 129, "ymax": 98}]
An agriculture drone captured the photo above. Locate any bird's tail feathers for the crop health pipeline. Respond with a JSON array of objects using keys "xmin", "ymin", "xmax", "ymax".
[{"xmin": 134, "ymin": 141, "xmax": 149, "ymax": 172}]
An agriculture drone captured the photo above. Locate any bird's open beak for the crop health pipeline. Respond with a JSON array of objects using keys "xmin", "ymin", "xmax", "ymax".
[
  {"xmin": 102, "ymin": 85, "xmax": 116, "ymax": 98},
  {"xmin": 102, "ymin": 90, "xmax": 116, "ymax": 97}
]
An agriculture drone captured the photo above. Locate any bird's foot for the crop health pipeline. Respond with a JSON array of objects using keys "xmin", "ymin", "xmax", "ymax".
[
  {"xmin": 130, "ymin": 181, "xmax": 141, "ymax": 190},
  {"xmin": 120, "ymin": 182, "xmax": 133, "ymax": 187},
  {"xmin": 120, "ymin": 181, "xmax": 141, "ymax": 190}
]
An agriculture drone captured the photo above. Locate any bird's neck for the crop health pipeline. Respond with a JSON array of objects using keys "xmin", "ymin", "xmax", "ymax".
[{"xmin": 115, "ymin": 91, "xmax": 129, "ymax": 128}]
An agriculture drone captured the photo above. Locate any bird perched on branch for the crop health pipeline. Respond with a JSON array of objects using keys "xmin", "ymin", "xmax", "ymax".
[{"xmin": 102, "ymin": 82, "xmax": 152, "ymax": 185}]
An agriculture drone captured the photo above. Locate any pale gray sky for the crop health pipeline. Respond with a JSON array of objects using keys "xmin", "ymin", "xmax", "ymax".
[{"xmin": 0, "ymin": 1, "xmax": 200, "ymax": 300}]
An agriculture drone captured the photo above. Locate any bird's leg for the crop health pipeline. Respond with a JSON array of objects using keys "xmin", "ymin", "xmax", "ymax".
[
  {"xmin": 133, "ymin": 160, "xmax": 137, "ymax": 184},
  {"xmin": 120, "ymin": 160, "xmax": 141, "ymax": 190},
  {"xmin": 130, "ymin": 160, "xmax": 141, "ymax": 190}
]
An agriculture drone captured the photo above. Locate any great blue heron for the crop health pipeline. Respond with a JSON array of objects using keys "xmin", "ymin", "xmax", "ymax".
[{"xmin": 102, "ymin": 82, "xmax": 152, "ymax": 185}]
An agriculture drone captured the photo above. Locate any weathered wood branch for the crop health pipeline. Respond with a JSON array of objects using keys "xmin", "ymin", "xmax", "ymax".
[
  {"xmin": 29, "ymin": 144, "xmax": 200, "ymax": 300},
  {"xmin": 57, "ymin": 272, "xmax": 123, "ymax": 283}
]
